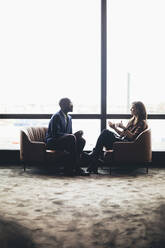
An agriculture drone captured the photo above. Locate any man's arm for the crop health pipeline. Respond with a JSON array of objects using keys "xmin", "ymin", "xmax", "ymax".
[{"xmin": 50, "ymin": 114, "xmax": 66, "ymax": 138}]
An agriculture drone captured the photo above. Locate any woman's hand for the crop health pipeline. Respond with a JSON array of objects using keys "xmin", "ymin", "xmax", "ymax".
[
  {"xmin": 108, "ymin": 121, "xmax": 115, "ymax": 129},
  {"xmin": 117, "ymin": 121, "xmax": 125, "ymax": 130}
]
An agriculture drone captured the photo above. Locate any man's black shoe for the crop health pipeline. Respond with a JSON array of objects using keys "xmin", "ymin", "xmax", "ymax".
[
  {"xmin": 75, "ymin": 168, "xmax": 90, "ymax": 176},
  {"xmin": 64, "ymin": 169, "xmax": 75, "ymax": 177},
  {"xmin": 86, "ymin": 158, "xmax": 104, "ymax": 174}
]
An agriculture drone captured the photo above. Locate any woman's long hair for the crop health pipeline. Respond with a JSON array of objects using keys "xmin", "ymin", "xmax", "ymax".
[{"xmin": 132, "ymin": 101, "xmax": 147, "ymax": 121}]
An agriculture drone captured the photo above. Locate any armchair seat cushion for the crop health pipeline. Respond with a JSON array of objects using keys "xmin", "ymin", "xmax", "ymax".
[{"xmin": 46, "ymin": 150, "xmax": 69, "ymax": 163}]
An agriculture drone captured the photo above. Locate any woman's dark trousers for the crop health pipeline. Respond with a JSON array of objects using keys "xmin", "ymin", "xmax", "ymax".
[{"xmin": 93, "ymin": 129, "xmax": 121, "ymax": 158}]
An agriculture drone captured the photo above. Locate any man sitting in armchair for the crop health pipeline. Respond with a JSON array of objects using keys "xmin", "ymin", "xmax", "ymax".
[{"xmin": 45, "ymin": 98, "xmax": 89, "ymax": 176}]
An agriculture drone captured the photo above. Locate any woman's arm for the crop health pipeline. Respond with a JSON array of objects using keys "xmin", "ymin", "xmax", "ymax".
[
  {"xmin": 108, "ymin": 121, "xmax": 126, "ymax": 135},
  {"xmin": 120, "ymin": 129, "xmax": 134, "ymax": 140},
  {"xmin": 121, "ymin": 120, "xmax": 147, "ymax": 141}
]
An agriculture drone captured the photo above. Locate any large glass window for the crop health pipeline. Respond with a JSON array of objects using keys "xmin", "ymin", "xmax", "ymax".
[
  {"xmin": 0, "ymin": 0, "xmax": 100, "ymax": 114},
  {"xmin": 0, "ymin": 0, "xmax": 165, "ymax": 152},
  {"xmin": 0, "ymin": 119, "xmax": 100, "ymax": 150},
  {"xmin": 0, "ymin": 0, "xmax": 100, "ymax": 149},
  {"xmin": 0, "ymin": 119, "xmax": 49, "ymax": 150},
  {"xmin": 148, "ymin": 120, "xmax": 165, "ymax": 151},
  {"xmin": 72, "ymin": 120, "xmax": 100, "ymax": 150},
  {"xmin": 107, "ymin": 0, "xmax": 165, "ymax": 114}
]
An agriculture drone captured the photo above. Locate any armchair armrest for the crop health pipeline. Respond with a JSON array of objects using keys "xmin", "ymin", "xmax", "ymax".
[{"xmin": 113, "ymin": 141, "xmax": 148, "ymax": 162}]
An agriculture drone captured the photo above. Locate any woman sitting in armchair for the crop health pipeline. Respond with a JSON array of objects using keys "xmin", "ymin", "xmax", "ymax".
[{"xmin": 85, "ymin": 101, "xmax": 148, "ymax": 173}]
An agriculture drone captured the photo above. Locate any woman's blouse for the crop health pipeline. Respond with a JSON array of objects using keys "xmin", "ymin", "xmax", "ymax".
[{"xmin": 125, "ymin": 118, "xmax": 148, "ymax": 141}]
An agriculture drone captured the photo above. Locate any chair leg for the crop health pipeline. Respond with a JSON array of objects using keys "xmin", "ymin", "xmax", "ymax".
[
  {"xmin": 146, "ymin": 167, "xmax": 148, "ymax": 174},
  {"xmin": 109, "ymin": 167, "xmax": 112, "ymax": 175},
  {"xmin": 23, "ymin": 162, "xmax": 26, "ymax": 172}
]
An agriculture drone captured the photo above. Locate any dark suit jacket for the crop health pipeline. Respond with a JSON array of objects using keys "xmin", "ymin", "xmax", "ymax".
[{"xmin": 46, "ymin": 110, "xmax": 72, "ymax": 143}]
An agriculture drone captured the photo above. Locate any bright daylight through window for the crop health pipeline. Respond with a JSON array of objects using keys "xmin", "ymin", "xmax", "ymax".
[
  {"xmin": 0, "ymin": 0, "xmax": 164, "ymax": 151},
  {"xmin": 0, "ymin": 0, "xmax": 100, "ymax": 149},
  {"xmin": 107, "ymin": 0, "xmax": 165, "ymax": 150}
]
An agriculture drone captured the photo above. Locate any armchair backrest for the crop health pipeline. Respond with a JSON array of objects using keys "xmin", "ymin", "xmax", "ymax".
[
  {"xmin": 135, "ymin": 128, "xmax": 152, "ymax": 162},
  {"xmin": 20, "ymin": 127, "xmax": 48, "ymax": 163},
  {"xmin": 134, "ymin": 128, "xmax": 151, "ymax": 145},
  {"xmin": 23, "ymin": 127, "xmax": 48, "ymax": 142}
]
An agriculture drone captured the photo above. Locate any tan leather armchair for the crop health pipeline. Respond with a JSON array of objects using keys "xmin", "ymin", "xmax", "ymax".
[
  {"xmin": 20, "ymin": 127, "xmax": 69, "ymax": 171},
  {"xmin": 104, "ymin": 128, "xmax": 152, "ymax": 174}
]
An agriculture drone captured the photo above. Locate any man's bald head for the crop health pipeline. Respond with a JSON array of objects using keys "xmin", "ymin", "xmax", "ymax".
[{"xmin": 59, "ymin": 98, "xmax": 73, "ymax": 113}]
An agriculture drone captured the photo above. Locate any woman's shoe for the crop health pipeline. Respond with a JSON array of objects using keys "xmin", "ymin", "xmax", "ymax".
[{"xmin": 81, "ymin": 152, "xmax": 95, "ymax": 162}]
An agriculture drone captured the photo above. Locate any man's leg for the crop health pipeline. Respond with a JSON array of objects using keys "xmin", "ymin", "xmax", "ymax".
[
  {"xmin": 76, "ymin": 137, "xmax": 86, "ymax": 157},
  {"xmin": 51, "ymin": 134, "xmax": 77, "ymax": 173},
  {"xmin": 53, "ymin": 135, "xmax": 88, "ymax": 175}
]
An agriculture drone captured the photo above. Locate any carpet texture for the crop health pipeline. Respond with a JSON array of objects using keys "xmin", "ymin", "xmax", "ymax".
[{"xmin": 0, "ymin": 166, "xmax": 165, "ymax": 248}]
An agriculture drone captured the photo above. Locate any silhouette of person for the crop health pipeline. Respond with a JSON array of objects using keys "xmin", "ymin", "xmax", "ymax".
[{"xmin": 46, "ymin": 98, "xmax": 89, "ymax": 176}]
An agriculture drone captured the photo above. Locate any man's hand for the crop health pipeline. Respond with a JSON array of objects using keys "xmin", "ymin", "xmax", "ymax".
[{"xmin": 74, "ymin": 130, "xmax": 83, "ymax": 138}]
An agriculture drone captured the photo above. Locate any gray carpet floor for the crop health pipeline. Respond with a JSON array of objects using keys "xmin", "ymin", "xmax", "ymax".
[{"xmin": 0, "ymin": 166, "xmax": 165, "ymax": 248}]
